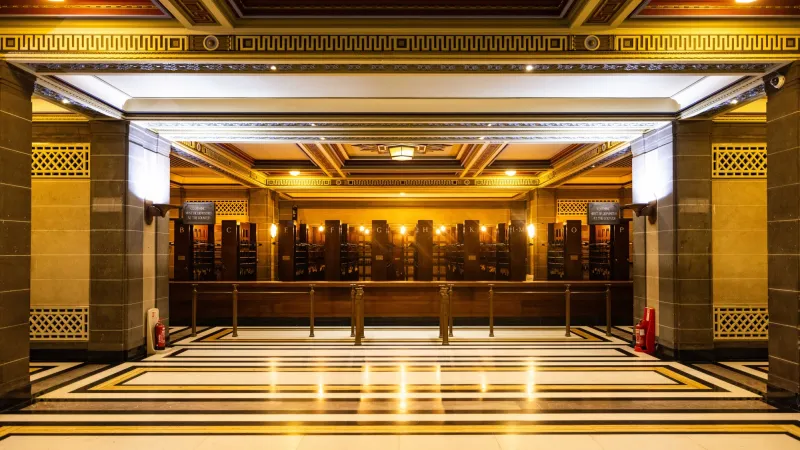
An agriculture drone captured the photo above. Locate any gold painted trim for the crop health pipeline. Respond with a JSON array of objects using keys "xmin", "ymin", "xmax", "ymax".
[{"xmin": 2, "ymin": 424, "xmax": 799, "ymax": 436}]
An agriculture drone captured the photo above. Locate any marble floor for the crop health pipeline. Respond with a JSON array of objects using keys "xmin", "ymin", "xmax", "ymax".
[{"xmin": 2, "ymin": 326, "xmax": 794, "ymax": 449}]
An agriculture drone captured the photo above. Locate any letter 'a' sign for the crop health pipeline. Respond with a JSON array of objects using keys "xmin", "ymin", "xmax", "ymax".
[
  {"xmin": 587, "ymin": 202, "xmax": 620, "ymax": 225},
  {"xmin": 183, "ymin": 202, "xmax": 215, "ymax": 225}
]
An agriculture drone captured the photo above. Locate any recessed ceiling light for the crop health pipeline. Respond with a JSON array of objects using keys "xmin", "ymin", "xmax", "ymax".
[
  {"xmin": 505, "ymin": 170, "xmax": 517, "ymax": 176},
  {"xmin": 289, "ymin": 170, "xmax": 300, "ymax": 176},
  {"xmin": 310, "ymin": 123, "xmax": 316, "ymax": 127},
  {"xmin": 61, "ymin": 98, "xmax": 70, "ymax": 104},
  {"xmin": 525, "ymin": 65, "xmax": 534, "ymax": 72},
  {"xmin": 479, "ymin": 136, "xmax": 485, "ymax": 140},
  {"xmin": 320, "ymin": 137, "xmax": 326, "ymax": 140},
  {"xmin": 487, "ymin": 123, "xmax": 493, "ymax": 127},
  {"xmin": 270, "ymin": 65, "xmax": 278, "ymax": 71},
  {"xmin": 730, "ymin": 99, "xmax": 739, "ymax": 105},
  {"xmin": 400, "ymin": 192, "xmax": 406, "ymax": 196}
]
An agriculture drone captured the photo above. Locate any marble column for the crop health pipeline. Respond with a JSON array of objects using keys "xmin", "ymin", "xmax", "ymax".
[
  {"xmin": 765, "ymin": 61, "xmax": 800, "ymax": 399},
  {"xmin": 631, "ymin": 121, "xmax": 714, "ymax": 358},
  {"xmin": 89, "ymin": 121, "xmax": 170, "ymax": 361},
  {"xmin": 0, "ymin": 62, "xmax": 35, "ymax": 408}
]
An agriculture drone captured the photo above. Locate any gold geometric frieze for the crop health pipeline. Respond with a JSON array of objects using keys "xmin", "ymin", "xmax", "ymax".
[
  {"xmin": 712, "ymin": 143, "xmax": 767, "ymax": 178},
  {"xmin": 29, "ymin": 307, "xmax": 89, "ymax": 341},
  {"xmin": 31, "ymin": 143, "xmax": 90, "ymax": 178},
  {"xmin": 557, "ymin": 199, "xmax": 619, "ymax": 216},
  {"xmin": 714, "ymin": 306, "xmax": 768, "ymax": 340},
  {"xmin": 186, "ymin": 200, "xmax": 248, "ymax": 216},
  {"xmin": 1, "ymin": 33, "xmax": 798, "ymax": 58}
]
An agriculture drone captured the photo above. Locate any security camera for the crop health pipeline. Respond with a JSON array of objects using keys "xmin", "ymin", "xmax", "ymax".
[{"xmin": 770, "ymin": 74, "xmax": 786, "ymax": 90}]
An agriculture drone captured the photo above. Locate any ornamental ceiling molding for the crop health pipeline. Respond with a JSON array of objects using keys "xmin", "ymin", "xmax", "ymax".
[
  {"xmin": 679, "ymin": 76, "xmax": 765, "ymax": 120},
  {"xmin": 172, "ymin": 141, "xmax": 268, "ymax": 187},
  {"xmin": 134, "ymin": 120, "xmax": 668, "ymax": 129},
  {"xmin": 537, "ymin": 141, "xmax": 630, "ymax": 187},
  {"xmin": 264, "ymin": 177, "xmax": 539, "ymax": 188},
  {"xmin": 149, "ymin": 133, "xmax": 649, "ymax": 144},
  {"xmin": 1, "ymin": 33, "xmax": 799, "ymax": 60},
  {"xmin": 24, "ymin": 62, "xmax": 777, "ymax": 75},
  {"xmin": 33, "ymin": 80, "xmax": 122, "ymax": 119}
]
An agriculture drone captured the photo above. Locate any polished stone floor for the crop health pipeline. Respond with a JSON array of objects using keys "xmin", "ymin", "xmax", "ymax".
[{"xmin": 1, "ymin": 326, "xmax": 795, "ymax": 449}]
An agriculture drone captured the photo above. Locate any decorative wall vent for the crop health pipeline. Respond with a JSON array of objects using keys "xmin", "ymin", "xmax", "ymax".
[
  {"xmin": 29, "ymin": 307, "xmax": 89, "ymax": 341},
  {"xmin": 556, "ymin": 199, "xmax": 618, "ymax": 216},
  {"xmin": 186, "ymin": 200, "xmax": 248, "ymax": 216},
  {"xmin": 31, "ymin": 143, "xmax": 90, "ymax": 178},
  {"xmin": 713, "ymin": 306, "xmax": 768, "ymax": 340},
  {"xmin": 712, "ymin": 143, "xmax": 767, "ymax": 178}
]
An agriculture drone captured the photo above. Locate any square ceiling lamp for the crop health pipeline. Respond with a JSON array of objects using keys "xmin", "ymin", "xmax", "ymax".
[{"xmin": 388, "ymin": 144, "xmax": 415, "ymax": 161}]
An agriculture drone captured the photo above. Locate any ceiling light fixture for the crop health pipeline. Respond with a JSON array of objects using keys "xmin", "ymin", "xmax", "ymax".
[
  {"xmin": 320, "ymin": 137, "xmax": 326, "ymax": 140},
  {"xmin": 270, "ymin": 65, "xmax": 278, "ymax": 71},
  {"xmin": 311, "ymin": 123, "xmax": 317, "ymax": 127},
  {"xmin": 289, "ymin": 170, "xmax": 300, "ymax": 176},
  {"xmin": 525, "ymin": 65, "xmax": 534, "ymax": 72},
  {"xmin": 730, "ymin": 99, "xmax": 739, "ymax": 105},
  {"xmin": 400, "ymin": 192, "xmax": 406, "ymax": 196},
  {"xmin": 505, "ymin": 170, "xmax": 517, "ymax": 177},
  {"xmin": 480, "ymin": 225, "xmax": 487, "ymax": 232},
  {"xmin": 478, "ymin": 136, "xmax": 485, "ymax": 140},
  {"xmin": 61, "ymin": 98, "xmax": 71, "ymax": 104},
  {"xmin": 388, "ymin": 144, "xmax": 414, "ymax": 161},
  {"xmin": 318, "ymin": 225, "xmax": 325, "ymax": 232}
]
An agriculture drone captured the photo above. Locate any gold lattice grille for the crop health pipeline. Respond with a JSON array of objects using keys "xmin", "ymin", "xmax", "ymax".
[
  {"xmin": 29, "ymin": 307, "xmax": 89, "ymax": 341},
  {"xmin": 557, "ymin": 199, "xmax": 619, "ymax": 216},
  {"xmin": 713, "ymin": 306, "xmax": 768, "ymax": 340},
  {"xmin": 31, "ymin": 143, "xmax": 90, "ymax": 178},
  {"xmin": 712, "ymin": 143, "xmax": 767, "ymax": 178},
  {"xmin": 186, "ymin": 200, "xmax": 248, "ymax": 217}
]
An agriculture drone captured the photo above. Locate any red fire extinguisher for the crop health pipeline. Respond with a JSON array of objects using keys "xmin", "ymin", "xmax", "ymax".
[
  {"xmin": 154, "ymin": 319, "xmax": 166, "ymax": 351},
  {"xmin": 634, "ymin": 307, "xmax": 656, "ymax": 354}
]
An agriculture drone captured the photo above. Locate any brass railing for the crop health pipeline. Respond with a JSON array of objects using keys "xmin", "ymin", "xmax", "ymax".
[{"xmin": 183, "ymin": 281, "xmax": 628, "ymax": 345}]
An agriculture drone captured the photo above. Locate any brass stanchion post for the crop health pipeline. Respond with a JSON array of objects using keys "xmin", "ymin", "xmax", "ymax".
[
  {"xmin": 309, "ymin": 284, "xmax": 315, "ymax": 338},
  {"xmin": 355, "ymin": 286, "xmax": 364, "ymax": 346},
  {"xmin": 488, "ymin": 284, "xmax": 494, "ymax": 338},
  {"xmin": 232, "ymin": 283, "xmax": 239, "ymax": 338},
  {"xmin": 350, "ymin": 284, "xmax": 356, "ymax": 337},
  {"xmin": 439, "ymin": 285, "xmax": 450, "ymax": 345},
  {"xmin": 191, "ymin": 283, "xmax": 197, "ymax": 337},
  {"xmin": 564, "ymin": 284, "xmax": 571, "ymax": 338},
  {"xmin": 448, "ymin": 284, "xmax": 454, "ymax": 337},
  {"xmin": 605, "ymin": 284, "xmax": 612, "ymax": 337}
]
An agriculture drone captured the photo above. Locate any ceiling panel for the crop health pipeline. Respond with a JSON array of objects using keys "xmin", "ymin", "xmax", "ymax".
[
  {"xmin": 0, "ymin": 0, "xmax": 169, "ymax": 17},
  {"xmin": 88, "ymin": 73, "xmax": 712, "ymax": 99},
  {"xmin": 233, "ymin": 143, "xmax": 308, "ymax": 160},
  {"xmin": 495, "ymin": 143, "xmax": 571, "ymax": 161},
  {"xmin": 226, "ymin": 0, "xmax": 572, "ymax": 17},
  {"xmin": 633, "ymin": 0, "xmax": 800, "ymax": 18}
]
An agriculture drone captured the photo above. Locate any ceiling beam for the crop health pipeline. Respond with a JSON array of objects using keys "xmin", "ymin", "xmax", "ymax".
[
  {"xmin": 536, "ymin": 142, "xmax": 631, "ymax": 188},
  {"xmin": 569, "ymin": 0, "xmax": 603, "ymax": 28},
  {"xmin": 297, "ymin": 143, "xmax": 346, "ymax": 178},
  {"xmin": 608, "ymin": 0, "xmax": 645, "ymax": 28},
  {"xmin": 679, "ymin": 76, "xmax": 765, "ymax": 120},
  {"xmin": 173, "ymin": 141, "xmax": 267, "ymax": 188}
]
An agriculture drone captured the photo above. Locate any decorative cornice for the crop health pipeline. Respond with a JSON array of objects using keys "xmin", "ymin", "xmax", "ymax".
[
  {"xmin": 679, "ymin": 77, "xmax": 766, "ymax": 120},
  {"xmin": 538, "ymin": 141, "xmax": 630, "ymax": 187},
  {"xmin": 34, "ymin": 77, "xmax": 123, "ymax": 119},
  {"xmin": 172, "ymin": 141, "xmax": 268, "ymax": 187},
  {"xmin": 173, "ymin": 0, "xmax": 219, "ymax": 25},
  {"xmin": 32, "ymin": 113, "xmax": 90, "ymax": 123},
  {"xmin": 1, "ymin": 33, "xmax": 798, "ymax": 60},
  {"xmin": 712, "ymin": 113, "xmax": 767, "ymax": 123},
  {"xmin": 24, "ymin": 62, "xmax": 777, "ymax": 75},
  {"xmin": 264, "ymin": 177, "xmax": 540, "ymax": 188}
]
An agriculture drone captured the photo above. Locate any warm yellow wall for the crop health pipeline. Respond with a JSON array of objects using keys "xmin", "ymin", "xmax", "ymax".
[
  {"xmin": 31, "ymin": 180, "xmax": 90, "ymax": 307},
  {"xmin": 712, "ymin": 179, "xmax": 767, "ymax": 306},
  {"xmin": 297, "ymin": 207, "xmax": 510, "ymax": 229}
]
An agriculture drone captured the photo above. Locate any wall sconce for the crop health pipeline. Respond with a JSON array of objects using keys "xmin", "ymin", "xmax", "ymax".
[
  {"xmin": 622, "ymin": 200, "xmax": 658, "ymax": 224},
  {"xmin": 318, "ymin": 225, "xmax": 325, "ymax": 232},
  {"xmin": 527, "ymin": 223, "xmax": 535, "ymax": 239},
  {"xmin": 480, "ymin": 225, "xmax": 487, "ymax": 233},
  {"xmin": 439, "ymin": 225, "xmax": 446, "ymax": 232},
  {"xmin": 270, "ymin": 223, "xmax": 277, "ymax": 239},
  {"xmin": 365, "ymin": 229, "xmax": 371, "ymax": 235},
  {"xmin": 400, "ymin": 225, "xmax": 407, "ymax": 235},
  {"xmin": 359, "ymin": 225, "xmax": 365, "ymax": 233},
  {"xmin": 144, "ymin": 200, "xmax": 180, "ymax": 225},
  {"xmin": 436, "ymin": 229, "xmax": 441, "ymax": 235}
]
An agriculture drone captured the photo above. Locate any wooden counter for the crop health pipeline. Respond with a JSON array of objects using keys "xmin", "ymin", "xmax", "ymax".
[{"xmin": 169, "ymin": 280, "xmax": 633, "ymax": 327}]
